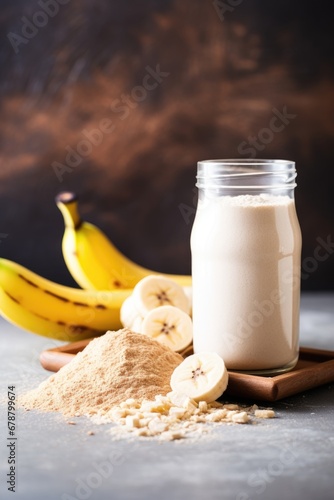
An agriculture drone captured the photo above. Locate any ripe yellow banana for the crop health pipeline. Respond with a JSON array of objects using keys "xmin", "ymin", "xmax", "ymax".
[
  {"xmin": 56, "ymin": 192, "xmax": 192, "ymax": 291},
  {"xmin": 0, "ymin": 258, "xmax": 131, "ymax": 341}
]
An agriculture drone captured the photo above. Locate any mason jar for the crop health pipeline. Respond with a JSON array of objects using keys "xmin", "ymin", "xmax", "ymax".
[{"xmin": 190, "ymin": 159, "xmax": 302, "ymax": 375}]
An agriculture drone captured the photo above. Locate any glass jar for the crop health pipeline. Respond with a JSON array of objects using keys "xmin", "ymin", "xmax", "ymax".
[{"xmin": 190, "ymin": 159, "xmax": 302, "ymax": 375}]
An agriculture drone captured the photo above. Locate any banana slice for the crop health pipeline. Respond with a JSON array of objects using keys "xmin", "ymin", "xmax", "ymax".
[
  {"xmin": 120, "ymin": 295, "xmax": 142, "ymax": 329},
  {"xmin": 133, "ymin": 275, "xmax": 190, "ymax": 317},
  {"xmin": 170, "ymin": 352, "xmax": 228, "ymax": 403},
  {"xmin": 183, "ymin": 286, "xmax": 192, "ymax": 316},
  {"xmin": 131, "ymin": 315, "xmax": 144, "ymax": 333},
  {"xmin": 141, "ymin": 305, "xmax": 192, "ymax": 352}
]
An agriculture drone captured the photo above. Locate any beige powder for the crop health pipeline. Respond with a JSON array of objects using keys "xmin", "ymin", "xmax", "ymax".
[{"xmin": 19, "ymin": 329, "xmax": 183, "ymax": 416}]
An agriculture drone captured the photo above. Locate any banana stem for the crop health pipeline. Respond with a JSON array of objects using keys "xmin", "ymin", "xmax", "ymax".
[{"xmin": 56, "ymin": 192, "xmax": 81, "ymax": 229}]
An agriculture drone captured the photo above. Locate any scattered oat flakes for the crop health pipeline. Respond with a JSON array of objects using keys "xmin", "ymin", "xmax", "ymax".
[
  {"xmin": 254, "ymin": 409, "xmax": 275, "ymax": 419},
  {"xmin": 232, "ymin": 412, "xmax": 249, "ymax": 424},
  {"xmin": 91, "ymin": 392, "xmax": 276, "ymax": 442}
]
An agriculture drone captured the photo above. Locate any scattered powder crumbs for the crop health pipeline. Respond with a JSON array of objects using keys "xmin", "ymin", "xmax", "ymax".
[
  {"xmin": 92, "ymin": 396, "xmax": 275, "ymax": 442},
  {"xmin": 19, "ymin": 328, "xmax": 276, "ymax": 442},
  {"xmin": 254, "ymin": 409, "xmax": 276, "ymax": 419}
]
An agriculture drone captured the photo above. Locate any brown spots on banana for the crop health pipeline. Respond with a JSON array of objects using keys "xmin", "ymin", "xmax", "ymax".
[
  {"xmin": 18, "ymin": 274, "xmax": 72, "ymax": 305},
  {"xmin": 46, "ymin": 293, "xmax": 111, "ymax": 310},
  {"xmin": 54, "ymin": 320, "xmax": 102, "ymax": 335},
  {"xmin": 66, "ymin": 324, "xmax": 102, "ymax": 334},
  {"xmin": 44, "ymin": 290, "xmax": 70, "ymax": 302},
  {"xmin": 18, "ymin": 273, "xmax": 82, "ymax": 310},
  {"xmin": 68, "ymin": 325, "xmax": 89, "ymax": 334},
  {"xmin": 18, "ymin": 274, "xmax": 39, "ymax": 288},
  {"xmin": 2, "ymin": 291, "xmax": 103, "ymax": 334},
  {"xmin": 8, "ymin": 272, "xmax": 112, "ymax": 311},
  {"xmin": 33, "ymin": 312, "xmax": 50, "ymax": 321},
  {"xmin": 73, "ymin": 302, "xmax": 109, "ymax": 311},
  {"xmin": 4, "ymin": 290, "xmax": 21, "ymax": 304}
]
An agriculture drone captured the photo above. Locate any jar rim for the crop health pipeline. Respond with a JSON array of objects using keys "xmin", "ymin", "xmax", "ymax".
[
  {"xmin": 198, "ymin": 158, "xmax": 295, "ymax": 168},
  {"xmin": 196, "ymin": 159, "xmax": 297, "ymax": 189}
]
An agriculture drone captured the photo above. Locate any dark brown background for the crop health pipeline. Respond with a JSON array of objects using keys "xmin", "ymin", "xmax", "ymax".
[{"xmin": 0, "ymin": 0, "xmax": 333, "ymax": 290}]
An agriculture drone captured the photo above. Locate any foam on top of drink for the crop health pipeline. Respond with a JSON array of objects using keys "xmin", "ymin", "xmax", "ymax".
[{"xmin": 218, "ymin": 193, "xmax": 292, "ymax": 207}]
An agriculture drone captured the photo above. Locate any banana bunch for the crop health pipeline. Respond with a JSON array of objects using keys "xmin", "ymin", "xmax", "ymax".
[
  {"xmin": 56, "ymin": 192, "xmax": 191, "ymax": 290},
  {"xmin": 0, "ymin": 192, "xmax": 228, "ymax": 404},
  {"xmin": 120, "ymin": 275, "xmax": 193, "ymax": 353},
  {"xmin": 0, "ymin": 258, "xmax": 131, "ymax": 341},
  {"xmin": 0, "ymin": 191, "xmax": 191, "ymax": 341}
]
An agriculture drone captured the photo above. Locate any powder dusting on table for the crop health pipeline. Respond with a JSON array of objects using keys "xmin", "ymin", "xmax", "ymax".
[{"xmin": 19, "ymin": 329, "xmax": 183, "ymax": 416}]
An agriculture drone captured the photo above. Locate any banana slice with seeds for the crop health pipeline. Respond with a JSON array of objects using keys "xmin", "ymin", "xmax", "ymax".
[
  {"xmin": 141, "ymin": 305, "xmax": 192, "ymax": 352},
  {"xmin": 170, "ymin": 352, "xmax": 228, "ymax": 403},
  {"xmin": 132, "ymin": 275, "xmax": 190, "ymax": 317}
]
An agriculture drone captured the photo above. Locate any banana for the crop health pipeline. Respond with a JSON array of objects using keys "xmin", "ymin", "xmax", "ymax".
[
  {"xmin": 120, "ymin": 295, "xmax": 142, "ymax": 329},
  {"xmin": 183, "ymin": 286, "xmax": 193, "ymax": 316},
  {"xmin": 131, "ymin": 315, "xmax": 144, "ymax": 333},
  {"xmin": 141, "ymin": 305, "xmax": 193, "ymax": 352},
  {"xmin": 132, "ymin": 275, "xmax": 190, "ymax": 317},
  {"xmin": 170, "ymin": 352, "xmax": 229, "ymax": 403},
  {"xmin": 0, "ymin": 258, "xmax": 131, "ymax": 341},
  {"xmin": 56, "ymin": 191, "xmax": 192, "ymax": 291}
]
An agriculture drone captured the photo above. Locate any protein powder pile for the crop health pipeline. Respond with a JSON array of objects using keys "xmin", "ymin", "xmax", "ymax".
[
  {"xmin": 20, "ymin": 329, "xmax": 183, "ymax": 416},
  {"xmin": 20, "ymin": 329, "xmax": 275, "ymax": 441}
]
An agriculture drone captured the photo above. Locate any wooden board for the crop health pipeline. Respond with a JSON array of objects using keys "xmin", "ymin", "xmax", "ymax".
[{"xmin": 39, "ymin": 341, "xmax": 334, "ymax": 402}]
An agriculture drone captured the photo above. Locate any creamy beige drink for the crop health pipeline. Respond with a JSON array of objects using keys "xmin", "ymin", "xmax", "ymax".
[{"xmin": 191, "ymin": 193, "xmax": 302, "ymax": 372}]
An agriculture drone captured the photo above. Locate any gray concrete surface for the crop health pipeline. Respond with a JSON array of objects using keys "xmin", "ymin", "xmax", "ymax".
[{"xmin": 0, "ymin": 293, "xmax": 334, "ymax": 500}]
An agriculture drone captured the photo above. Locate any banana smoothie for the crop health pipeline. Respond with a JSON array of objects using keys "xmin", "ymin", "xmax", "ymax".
[{"xmin": 191, "ymin": 192, "xmax": 302, "ymax": 373}]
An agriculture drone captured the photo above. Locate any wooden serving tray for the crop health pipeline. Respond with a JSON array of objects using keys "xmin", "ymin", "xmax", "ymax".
[{"xmin": 39, "ymin": 341, "xmax": 334, "ymax": 402}]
